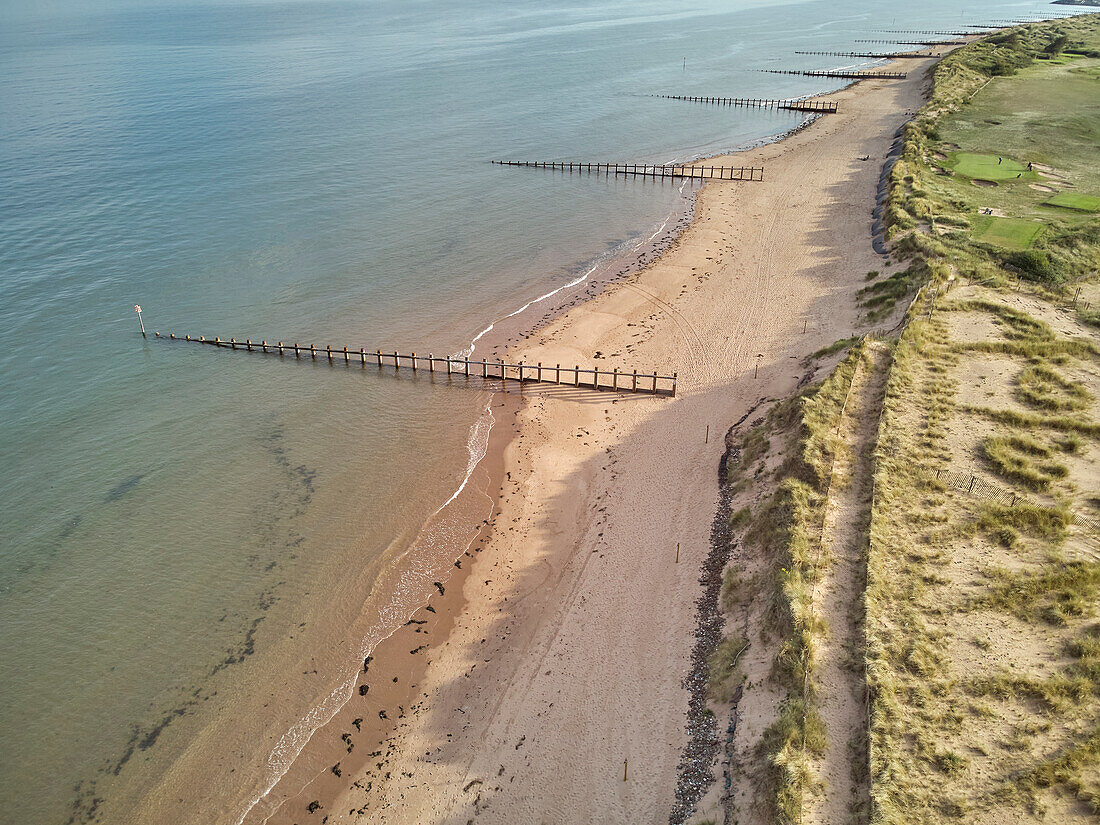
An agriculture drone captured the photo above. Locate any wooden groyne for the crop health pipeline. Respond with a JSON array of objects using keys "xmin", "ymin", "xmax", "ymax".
[
  {"xmin": 152, "ymin": 333, "xmax": 677, "ymax": 396},
  {"xmin": 760, "ymin": 69, "xmax": 907, "ymax": 80},
  {"xmin": 793, "ymin": 50, "xmax": 932, "ymax": 59},
  {"xmin": 658, "ymin": 95, "xmax": 838, "ymax": 113},
  {"xmin": 873, "ymin": 29, "xmax": 978, "ymax": 36},
  {"xmin": 491, "ymin": 160, "xmax": 764, "ymax": 181},
  {"xmin": 854, "ymin": 39, "xmax": 967, "ymax": 46}
]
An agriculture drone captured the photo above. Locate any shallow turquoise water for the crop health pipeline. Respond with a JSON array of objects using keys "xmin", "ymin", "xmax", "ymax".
[{"xmin": 0, "ymin": 0, "xmax": 1066, "ymax": 821}]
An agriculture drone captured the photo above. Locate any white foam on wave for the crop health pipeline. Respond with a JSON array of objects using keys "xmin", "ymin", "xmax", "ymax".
[
  {"xmin": 236, "ymin": 397, "xmax": 496, "ymax": 825},
  {"xmin": 462, "ymin": 181, "xmax": 692, "ymax": 358}
]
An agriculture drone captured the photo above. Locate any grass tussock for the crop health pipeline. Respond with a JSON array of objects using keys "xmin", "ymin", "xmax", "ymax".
[
  {"xmin": 707, "ymin": 635, "xmax": 750, "ymax": 703},
  {"xmin": 974, "ymin": 560, "xmax": 1100, "ymax": 626},
  {"xmin": 979, "ymin": 435, "xmax": 1069, "ymax": 490},
  {"xmin": 757, "ymin": 696, "xmax": 826, "ymax": 825},
  {"xmin": 858, "ymin": 264, "xmax": 927, "ymax": 320},
  {"xmin": 977, "ymin": 502, "xmax": 1071, "ymax": 545},
  {"xmin": 965, "ymin": 671, "xmax": 1096, "ymax": 712},
  {"xmin": 961, "ymin": 404, "xmax": 1100, "ymax": 436},
  {"xmin": 808, "ymin": 336, "xmax": 860, "ymax": 362},
  {"xmin": 1016, "ymin": 363, "xmax": 1093, "ymax": 412},
  {"xmin": 1011, "ymin": 724, "xmax": 1100, "ymax": 816}
]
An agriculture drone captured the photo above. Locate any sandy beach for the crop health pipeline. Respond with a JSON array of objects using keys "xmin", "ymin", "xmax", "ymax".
[{"xmin": 255, "ymin": 54, "xmax": 945, "ymax": 825}]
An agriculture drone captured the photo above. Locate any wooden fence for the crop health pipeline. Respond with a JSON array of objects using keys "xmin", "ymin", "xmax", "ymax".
[
  {"xmin": 152, "ymin": 333, "xmax": 677, "ymax": 396},
  {"xmin": 491, "ymin": 160, "xmax": 763, "ymax": 181},
  {"xmin": 935, "ymin": 467, "xmax": 1100, "ymax": 535},
  {"xmin": 760, "ymin": 69, "xmax": 907, "ymax": 80},
  {"xmin": 658, "ymin": 95, "xmax": 838, "ymax": 113}
]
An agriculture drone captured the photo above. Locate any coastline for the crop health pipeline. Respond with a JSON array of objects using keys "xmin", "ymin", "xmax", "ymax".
[
  {"xmin": 244, "ymin": 51, "xmax": 948, "ymax": 823},
  {"xmin": 234, "ymin": 170, "xmax": 703, "ymax": 825}
]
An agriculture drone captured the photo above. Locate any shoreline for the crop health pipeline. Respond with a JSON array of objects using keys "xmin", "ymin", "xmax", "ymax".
[
  {"xmin": 232, "ymin": 94, "xmax": 831, "ymax": 825},
  {"xmin": 240, "ymin": 50, "xmax": 949, "ymax": 822},
  {"xmin": 236, "ymin": 168, "xmax": 702, "ymax": 825},
  {"xmin": 327, "ymin": 56, "xmax": 942, "ymax": 823}
]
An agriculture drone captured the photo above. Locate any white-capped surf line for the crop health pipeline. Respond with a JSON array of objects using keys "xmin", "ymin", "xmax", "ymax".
[
  {"xmin": 463, "ymin": 177, "xmax": 693, "ymax": 359},
  {"xmin": 237, "ymin": 396, "xmax": 497, "ymax": 825}
]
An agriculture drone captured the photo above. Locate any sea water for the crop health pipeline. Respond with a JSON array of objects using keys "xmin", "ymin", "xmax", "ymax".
[{"xmin": 0, "ymin": 0, "xmax": 1070, "ymax": 821}]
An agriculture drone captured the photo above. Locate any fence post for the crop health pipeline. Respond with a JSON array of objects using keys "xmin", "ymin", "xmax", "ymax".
[
  {"xmin": 294, "ymin": 342, "xmax": 300, "ymax": 358},
  {"xmin": 575, "ymin": 366, "xmax": 580, "ymax": 387},
  {"xmin": 632, "ymin": 369, "xmax": 637, "ymax": 392},
  {"xmin": 377, "ymin": 349, "xmax": 382, "ymax": 367},
  {"xmin": 465, "ymin": 357, "xmax": 470, "ymax": 377},
  {"xmin": 326, "ymin": 345, "xmax": 332, "ymax": 362},
  {"xmin": 360, "ymin": 347, "xmax": 366, "ymax": 364},
  {"xmin": 653, "ymin": 371, "xmax": 658, "ymax": 393},
  {"xmin": 411, "ymin": 352, "xmax": 417, "ymax": 372},
  {"xmin": 537, "ymin": 362, "xmax": 542, "ymax": 381},
  {"xmin": 556, "ymin": 363, "xmax": 561, "ymax": 383},
  {"xmin": 394, "ymin": 351, "xmax": 399, "ymax": 370},
  {"xmin": 672, "ymin": 372, "xmax": 678, "ymax": 397},
  {"xmin": 344, "ymin": 346, "xmax": 349, "ymax": 363}
]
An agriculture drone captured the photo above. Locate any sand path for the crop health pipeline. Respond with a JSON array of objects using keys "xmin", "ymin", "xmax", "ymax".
[
  {"xmin": 329, "ymin": 61, "xmax": 937, "ymax": 825},
  {"xmin": 806, "ymin": 341, "xmax": 889, "ymax": 825}
]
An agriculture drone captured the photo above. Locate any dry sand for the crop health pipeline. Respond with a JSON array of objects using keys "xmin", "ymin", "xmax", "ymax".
[{"xmin": 274, "ymin": 60, "xmax": 941, "ymax": 825}]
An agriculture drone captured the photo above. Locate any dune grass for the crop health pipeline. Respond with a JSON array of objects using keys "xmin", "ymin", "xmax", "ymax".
[
  {"xmin": 1016, "ymin": 363, "xmax": 1093, "ymax": 411},
  {"xmin": 707, "ymin": 635, "xmax": 750, "ymax": 703},
  {"xmin": 980, "ymin": 435, "xmax": 1068, "ymax": 490},
  {"xmin": 974, "ymin": 560, "xmax": 1100, "ymax": 626},
  {"xmin": 862, "ymin": 18, "xmax": 1100, "ymax": 822},
  {"xmin": 721, "ymin": 344, "xmax": 868, "ymax": 824}
]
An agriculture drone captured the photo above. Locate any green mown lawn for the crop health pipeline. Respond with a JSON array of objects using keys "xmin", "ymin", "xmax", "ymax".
[
  {"xmin": 950, "ymin": 152, "xmax": 1030, "ymax": 181},
  {"xmin": 970, "ymin": 214, "xmax": 1045, "ymax": 249},
  {"xmin": 1045, "ymin": 191, "xmax": 1100, "ymax": 212}
]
